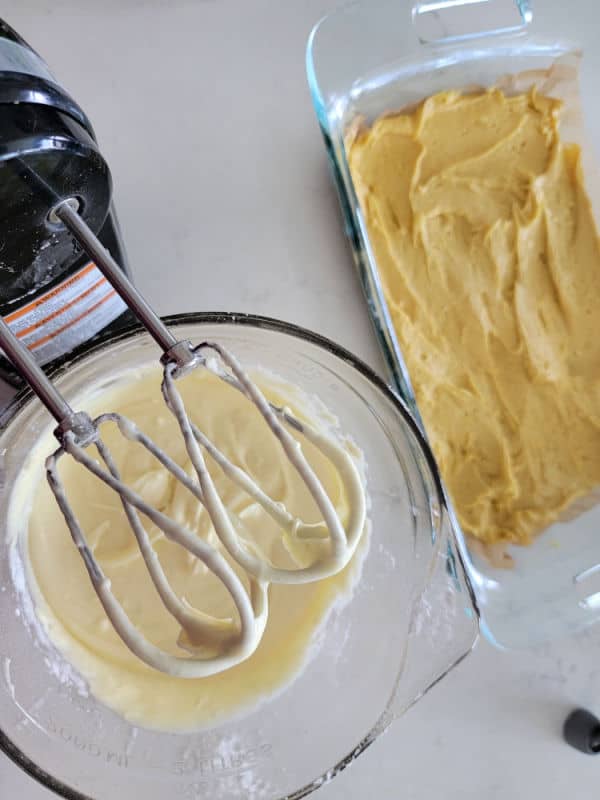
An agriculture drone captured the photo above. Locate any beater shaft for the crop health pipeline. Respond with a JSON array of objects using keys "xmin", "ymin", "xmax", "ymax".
[
  {"xmin": 0, "ymin": 315, "xmax": 72, "ymax": 422},
  {"xmin": 53, "ymin": 200, "xmax": 198, "ymax": 374},
  {"xmin": 0, "ymin": 316, "xmax": 98, "ymax": 446}
]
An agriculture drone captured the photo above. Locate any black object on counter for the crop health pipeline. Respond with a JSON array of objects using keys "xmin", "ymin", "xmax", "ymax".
[
  {"xmin": 563, "ymin": 708, "xmax": 600, "ymax": 754},
  {"xmin": 0, "ymin": 19, "xmax": 134, "ymax": 385}
]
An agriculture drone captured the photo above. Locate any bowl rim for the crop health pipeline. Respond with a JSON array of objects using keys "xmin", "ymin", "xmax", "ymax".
[{"xmin": 0, "ymin": 310, "xmax": 471, "ymax": 800}]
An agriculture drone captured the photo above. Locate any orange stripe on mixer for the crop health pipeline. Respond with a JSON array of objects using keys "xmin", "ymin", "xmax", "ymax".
[
  {"xmin": 16, "ymin": 277, "xmax": 106, "ymax": 339},
  {"xmin": 29, "ymin": 290, "xmax": 118, "ymax": 351},
  {"xmin": 4, "ymin": 262, "xmax": 98, "ymax": 324}
]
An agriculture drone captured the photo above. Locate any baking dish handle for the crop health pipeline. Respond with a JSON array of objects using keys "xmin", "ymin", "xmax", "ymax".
[{"xmin": 412, "ymin": 0, "xmax": 532, "ymax": 45}]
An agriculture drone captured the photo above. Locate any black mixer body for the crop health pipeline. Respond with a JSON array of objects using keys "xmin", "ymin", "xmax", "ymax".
[{"xmin": 0, "ymin": 19, "xmax": 132, "ymax": 383}]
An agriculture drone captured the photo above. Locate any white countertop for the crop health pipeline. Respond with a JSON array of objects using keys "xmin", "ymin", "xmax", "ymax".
[{"xmin": 2, "ymin": 1, "xmax": 600, "ymax": 798}]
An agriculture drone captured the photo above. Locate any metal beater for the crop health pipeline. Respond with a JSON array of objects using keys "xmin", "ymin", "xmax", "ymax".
[{"xmin": 0, "ymin": 199, "xmax": 367, "ymax": 678}]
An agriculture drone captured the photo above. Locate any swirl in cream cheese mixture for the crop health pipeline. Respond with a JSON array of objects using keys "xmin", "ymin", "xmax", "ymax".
[
  {"xmin": 349, "ymin": 87, "xmax": 600, "ymax": 549},
  {"xmin": 13, "ymin": 367, "xmax": 368, "ymax": 730}
]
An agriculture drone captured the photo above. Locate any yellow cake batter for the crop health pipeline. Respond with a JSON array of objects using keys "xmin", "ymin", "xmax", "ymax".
[
  {"xmin": 348, "ymin": 87, "xmax": 600, "ymax": 547},
  {"xmin": 11, "ymin": 367, "xmax": 366, "ymax": 730}
]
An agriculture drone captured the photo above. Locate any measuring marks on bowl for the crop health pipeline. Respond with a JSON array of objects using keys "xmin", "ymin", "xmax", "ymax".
[{"xmin": 574, "ymin": 563, "xmax": 600, "ymax": 611}]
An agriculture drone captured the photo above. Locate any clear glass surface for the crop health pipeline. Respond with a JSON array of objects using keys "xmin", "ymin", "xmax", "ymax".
[{"xmin": 0, "ymin": 314, "xmax": 478, "ymax": 800}]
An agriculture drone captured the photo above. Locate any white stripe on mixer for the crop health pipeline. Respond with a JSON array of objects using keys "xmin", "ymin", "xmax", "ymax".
[
  {"xmin": 2, "ymin": 263, "xmax": 127, "ymax": 366},
  {"xmin": 6, "ymin": 262, "xmax": 100, "ymax": 330}
]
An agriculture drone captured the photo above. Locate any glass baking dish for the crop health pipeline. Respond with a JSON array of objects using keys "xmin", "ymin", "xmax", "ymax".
[{"xmin": 306, "ymin": 0, "xmax": 600, "ymax": 649}]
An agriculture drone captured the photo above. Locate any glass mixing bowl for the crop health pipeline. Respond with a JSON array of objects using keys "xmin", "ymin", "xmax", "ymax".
[{"xmin": 0, "ymin": 313, "xmax": 478, "ymax": 800}]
